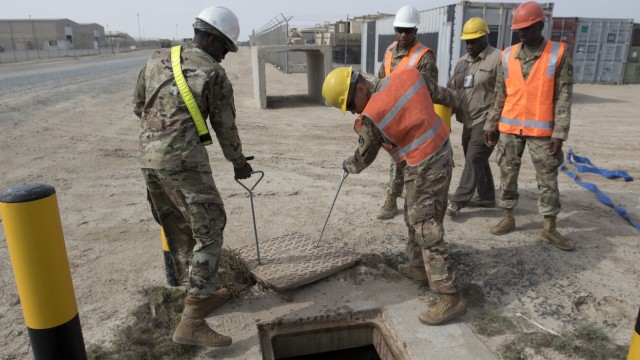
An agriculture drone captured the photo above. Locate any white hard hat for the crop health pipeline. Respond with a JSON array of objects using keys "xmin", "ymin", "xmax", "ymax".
[
  {"xmin": 194, "ymin": 6, "xmax": 240, "ymax": 52},
  {"xmin": 393, "ymin": 5, "xmax": 420, "ymax": 28}
]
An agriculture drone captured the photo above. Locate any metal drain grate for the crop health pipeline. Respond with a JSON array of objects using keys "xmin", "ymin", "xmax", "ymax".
[{"xmin": 236, "ymin": 232, "xmax": 360, "ymax": 291}]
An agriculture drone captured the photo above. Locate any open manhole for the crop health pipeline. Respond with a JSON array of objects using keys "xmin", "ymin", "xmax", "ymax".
[{"xmin": 258, "ymin": 308, "xmax": 412, "ymax": 360}]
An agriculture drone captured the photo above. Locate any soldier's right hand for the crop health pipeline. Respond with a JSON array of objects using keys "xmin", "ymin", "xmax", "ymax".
[
  {"xmin": 234, "ymin": 162, "xmax": 253, "ymax": 179},
  {"xmin": 483, "ymin": 130, "xmax": 499, "ymax": 148}
]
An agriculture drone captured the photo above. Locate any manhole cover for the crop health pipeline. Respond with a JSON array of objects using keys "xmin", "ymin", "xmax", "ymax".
[{"xmin": 236, "ymin": 232, "xmax": 360, "ymax": 292}]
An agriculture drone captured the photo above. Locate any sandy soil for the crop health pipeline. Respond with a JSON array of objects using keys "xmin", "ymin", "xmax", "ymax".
[{"xmin": 1, "ymin": 47, "xmax": 639, "ymax": 359}]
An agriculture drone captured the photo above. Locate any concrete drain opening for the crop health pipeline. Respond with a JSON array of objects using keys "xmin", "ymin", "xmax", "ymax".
[{"xmin": 258, "ymin": 309, "xmax": 412, "ymax": 360}]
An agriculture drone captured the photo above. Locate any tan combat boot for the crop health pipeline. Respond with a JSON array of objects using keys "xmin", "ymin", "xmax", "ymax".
[
  {"xmin": 540, "ymin": 216, "xmax": 574, "ymax": 251},
  {"xmin": 490, "ymin": 208, "xmax": 515, "ymax": 235},
  {"xmin": 172, "ymin": 289, "xmax": 232, "ymax": 347},
  {"xmin": 377, "ymin": 194, "xmax": 398, "ymax": 219},
  {"xmin": 397, "ymin": 264, "xmax": 428, "ymax": 281},
  {"xmin": 419, "ymin": 293, "xmax": 467, "ymax": 325}
]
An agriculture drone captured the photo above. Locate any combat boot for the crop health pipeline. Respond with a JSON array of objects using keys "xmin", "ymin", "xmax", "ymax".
[
  {"xmin": 446, "ymin": 202, "xmax": 461, "ymax": 218},
  {"xmin": 377, "ymin": 194, "xmax": 398, "ymax": 219},
  {"xmin": 540, "ymin": 216, "xmax": 574, "ymax": 251},
  {"xmin": 172, "ymin": 289, "xmax": 232, "ymax": 347},
  {"xmin": 467, "ymin": 196, "xmax": 496, "ymax": 208},
  {"xmin": 397, "ymin": 263, "xmax": 428, "ymax": 281},
  {"xmin": 419, "ymin": 293, "xmax": 467, "ymax": 325},
  {"xmin": 490, "ymin": 208, "xmax": 515, "ymax": 235}
]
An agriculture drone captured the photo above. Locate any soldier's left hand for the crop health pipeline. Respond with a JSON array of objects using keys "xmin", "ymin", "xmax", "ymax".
[{"xmin": 549, "ymin": 138, "xmax": 563, "ymax": 156}]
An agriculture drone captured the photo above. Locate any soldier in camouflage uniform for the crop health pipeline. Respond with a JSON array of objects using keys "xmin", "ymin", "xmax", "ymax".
[
  {"xmin": 322, "ymin": 67, "xmax": 469, "ymax": 325},
  {"xmin": 376, "ymin": 4, "xmax": 439, "ymax": 222},
  {"xmin": 133, "ymin": 6, "xmax": 251, "ymax": 347},
  {"xmin": 483, "ymin": 1, "xmax": 574, "ymax": 251}
]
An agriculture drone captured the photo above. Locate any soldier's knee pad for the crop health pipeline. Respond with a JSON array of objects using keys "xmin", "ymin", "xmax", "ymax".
[{"xmin": 413, "ymin": 220, "xmax": 443, "ymax": 249}]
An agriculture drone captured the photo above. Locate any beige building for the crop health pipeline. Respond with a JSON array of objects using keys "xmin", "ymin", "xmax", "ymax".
[{"xmin": 0, "ymin": 19, "xmax": 106, "ymax": 51}]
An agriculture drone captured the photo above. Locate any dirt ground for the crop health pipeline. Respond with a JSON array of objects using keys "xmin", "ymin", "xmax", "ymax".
[{"xmin": 1, "ymin": 47, "xmax": 639, "ymax": 359}]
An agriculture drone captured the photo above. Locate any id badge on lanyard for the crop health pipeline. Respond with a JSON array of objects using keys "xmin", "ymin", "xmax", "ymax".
[{"xmin": 463, "ymin": 74, "xmax": 474, "ymax": 88}]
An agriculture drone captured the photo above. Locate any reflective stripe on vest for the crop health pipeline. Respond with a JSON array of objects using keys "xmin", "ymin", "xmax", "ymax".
[
  {"xmin": 383, "ymin": 41, "xmax": 431, "ymax": 75},
  {"xmin": 362, "ymin": 67, "xmax": 448, "ymax": 166},
  {"xmin": 170, "ymin": 45, "xmax": 213, "ymax": 146},
  {"xmin": 499, "ymin": 41, "xmax": 564, "ymax": 137}
]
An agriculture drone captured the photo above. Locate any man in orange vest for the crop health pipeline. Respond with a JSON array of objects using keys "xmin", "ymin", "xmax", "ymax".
[
  {"xmin": 378, "ymin": 5, "xmax": 448, "ymax": 284},
  {"xmin": 322, "ymin": 66, "xmax": 469, "ymax": 325},
  {"xmin": 483, "ymin": 1, "xmax": 574, "ymax": 250},
  {"xmin": 377, "ymin": 5, "xmax": 438, "ymax": 223}
]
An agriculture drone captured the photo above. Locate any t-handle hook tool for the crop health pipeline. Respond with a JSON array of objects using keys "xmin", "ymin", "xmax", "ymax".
[
  {"xmin": 236, "ymin": 169, "xmax": 264, "ymax": 264},
  {"xmin": 317, "ymin": 170, "xmax": 348, "ymax": 246}
]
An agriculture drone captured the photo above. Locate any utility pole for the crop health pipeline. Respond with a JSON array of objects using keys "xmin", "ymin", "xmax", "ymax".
[
  {"xmin": 344, "ymin": 15, "xmax": 349, "ymax": 65},
  {"xmin": 175, "ymin": 24, "xmax": 178, "ymax": 42},
  {"xmin": 137, "ymin": 13, "xmax": 142, "ymax": 43},
  {"xmin": 29, "ymin": 15, "xmax": 40, "ymax": 59}
]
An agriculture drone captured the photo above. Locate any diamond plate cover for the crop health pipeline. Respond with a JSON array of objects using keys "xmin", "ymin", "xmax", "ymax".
[{"xmin": 236, "ymin": 232, "xmax": 360, "ymax": 292}]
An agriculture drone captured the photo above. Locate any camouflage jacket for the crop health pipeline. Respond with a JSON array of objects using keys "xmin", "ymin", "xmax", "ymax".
[
  {"xmin": 133, "ymin": 43, "xmax": 247, "ymax": 171},
  {"xmin": 377, "ymin": 38, "xmax": 438, "ymax": 83},
  {"xmin": 343, "ymin": 72, "xmax": 461, "ymax": 179},
  {"xmin": 484, "ymin": 39, "xmax": 573, "ymax": 140}
]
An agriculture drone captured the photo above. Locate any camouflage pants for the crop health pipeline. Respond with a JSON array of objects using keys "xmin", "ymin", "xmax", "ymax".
[
  {"xmin": 142, "ymin": 168, "xmax": 225, "ymax": 299},
  {"xmin": 385, "ymin": 159, "xmax": 405, "ymax": 197},
  {"xmin": 403, "ymin": 142, "xmax": 460, "ymax": 294},
  {"xmin": 495, "ymin": 133, "xmax": 563, "ymax": 216}
]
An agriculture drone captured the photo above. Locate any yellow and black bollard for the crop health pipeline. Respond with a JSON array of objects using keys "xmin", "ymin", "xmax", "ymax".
[
  {"xmin": 0, "ymin": 183, "xmax": 86, "ymax": 360},
  {"xmin": 629, "ymin": 307, "xmax": 640, "ymax": 360},
  {"xmin": 160, "ymin": 227, "xmax": 179, "ymax": 287}
]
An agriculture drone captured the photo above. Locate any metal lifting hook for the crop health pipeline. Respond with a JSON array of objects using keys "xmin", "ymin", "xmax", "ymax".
[
  {"xmin": 316, "ymin": 170, "xmax": 349, "ymax": 246},
  {"xmin": 235, "ymin": 170, "xmax": 265, "ymax": 264}
]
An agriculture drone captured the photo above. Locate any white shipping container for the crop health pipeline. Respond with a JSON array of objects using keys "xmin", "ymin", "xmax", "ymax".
[
  {"xmin": 571, "ymin": 18, "xmax": 633, "ymax": 83},
  {"xmin": 574, "ymin": 61, "xmax": 598, "ymax": 82},
  {"xmin": 360, "ymin": 1, "xmax": 553, "ymax": 86}
]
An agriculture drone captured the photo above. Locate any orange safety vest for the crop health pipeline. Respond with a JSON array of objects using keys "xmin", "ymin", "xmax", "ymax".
[
  {"xmin": 499, "ymin": 41, "xmax": 565, "ymax": 137},
  {"xmin": 357, "ymin": 67, "xmax": 449, "ymax": 166},
  {"xmin": 384, "ymin": 41, "xmax": 431, "ymax": 75}
]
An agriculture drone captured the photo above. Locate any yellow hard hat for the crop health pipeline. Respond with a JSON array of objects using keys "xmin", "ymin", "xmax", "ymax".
[
  {"xmin": 322, "ymin": 67, "xmax": 355, "ymax": 114},
  {"xmin": 461, "ymin": 17, "xmax": 489, "ymax": 40}
]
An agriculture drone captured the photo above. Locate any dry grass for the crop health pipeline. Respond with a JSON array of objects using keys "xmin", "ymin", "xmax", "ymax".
[
  {"xmin": 498, "ymin": 322, "xmax": 627, "ymax": 360},
  {"xmin": 87, "ymin": 249, "xmax": 255, "ymax": 359}
]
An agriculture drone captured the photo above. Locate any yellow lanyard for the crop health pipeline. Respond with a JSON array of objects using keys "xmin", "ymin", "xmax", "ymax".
[{"xmin": 170, "ymin": 45, "xmax": 212, "ymax": 146}]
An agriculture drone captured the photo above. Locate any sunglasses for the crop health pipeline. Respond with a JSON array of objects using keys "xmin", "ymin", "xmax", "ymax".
[
  {"xmin": 213, "ymin": 35, "xmax": 230, "ymax": 55},
  {"xmin": 221, "ymin": 39, "xmax": 230, "ymax": 55},
  {"xmin": 395, "ymin": 27, "xmax": 415, "ymax": 34}
]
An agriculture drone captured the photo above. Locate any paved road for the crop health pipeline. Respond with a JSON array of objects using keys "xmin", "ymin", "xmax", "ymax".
[{"xmin": 0, "ymin": 52, "xmax": 150, "ymax": 97}]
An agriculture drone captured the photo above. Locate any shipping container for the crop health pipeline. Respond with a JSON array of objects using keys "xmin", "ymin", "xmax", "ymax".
[
  {"xmin": 360, "ymin": 1, "xmax": 554, "ymax": 86},
  {"xmin": 551, "ymin": 17, "xmax": 578, "ymax": 58},
  {"xmin": 622, "ymin": 24, "xmax": 639, "ymax": 84},
  {"xmin": 553, "ymin": 17, "xmax": 633, "ymax": 83}
]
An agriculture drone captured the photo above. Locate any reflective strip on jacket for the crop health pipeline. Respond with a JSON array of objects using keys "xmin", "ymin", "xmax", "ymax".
[
  {"xmin": 499, "ymin": 41, "xmax": 565, "ymax": 137},
  {"xmin": 360, "ymin": 67, "xmax": 449, "ymax": 166},
  {"xmin": 384, "ymin": 41, "xmax": 431, "ymax": 75}
]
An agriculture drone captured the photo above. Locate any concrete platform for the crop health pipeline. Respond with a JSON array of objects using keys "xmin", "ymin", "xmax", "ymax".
[
  {"xmin": 251, "ymin": 45, "xmax": 332, "ymax": 109},
  {"xmin": 204, "ymin": 261, "xmax": 497, "ymax": 359}
]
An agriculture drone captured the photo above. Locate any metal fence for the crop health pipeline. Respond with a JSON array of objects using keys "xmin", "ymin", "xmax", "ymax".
[{"xmin": 250, "ymin": 15, "xmax": 310, "ymax": 73}]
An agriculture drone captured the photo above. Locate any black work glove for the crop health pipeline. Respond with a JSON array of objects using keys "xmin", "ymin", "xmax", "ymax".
[
  {"xmin": 342, "ymin": 160, "xmax": 350, "ymax": 174},
  {"xmin": 234, "ymin": 162, "xmax": 253, "ymax": 179}
]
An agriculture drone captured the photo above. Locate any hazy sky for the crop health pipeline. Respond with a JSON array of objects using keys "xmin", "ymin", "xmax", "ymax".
[{"xmin": 4, "ymin": 1, "xmax": 639, "ymax": 41}]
